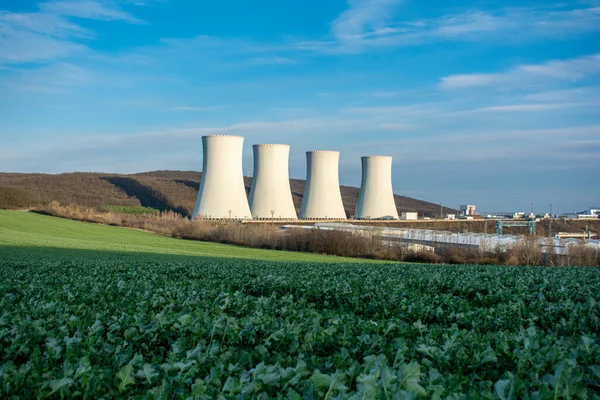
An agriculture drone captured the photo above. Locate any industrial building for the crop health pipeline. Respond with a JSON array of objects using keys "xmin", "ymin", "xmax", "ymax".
[
  {"xmin": 248, "ymin": 144, "xmax": 297, "ymax": 219},
  {"xmin": 355, "ymin": 156, "xmax": 399, "ymax": 220},
  {"xmin": 460, "ymin": 205, "xmax": 476, "ymax": 217},
  {"xmin": 192, "ymin": 135, "xmax": 252, "ymax": 220},
  {"xmin": 298, "ymin": 150, "xmax": 347, "ymax": 219},
  {"xmin": 190, "ymin": 136, "xmax": 422, "ymax": 221},
  {"xmin": 401, "ymin": 212, "xmax": 418, "ymax": 220},
  {"xmin": 283, "ymin": 223, "xmax": 600, "ymax": 255}
]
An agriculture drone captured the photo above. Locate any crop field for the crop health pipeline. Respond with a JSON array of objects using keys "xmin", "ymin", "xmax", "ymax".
[{"xmin": 1, "ymin": 211, "xmax": 600, "ymax": 398}]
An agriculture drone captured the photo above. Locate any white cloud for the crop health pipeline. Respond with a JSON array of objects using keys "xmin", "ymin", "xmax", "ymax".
[
  {"xmin": 0, "ymin": 1, "xmax": 143, "ymax": 65},
  {"xmin": 440, "ymin": 53, "xmax": 600, "ymax": 89},
  {"xmin": 369, "ymin": 90, "xmax": 406, "ymax": 98},
  {"xmin": 331, "ymin": 0, "xmax": 404, "ymax": 43},
  {"xmin": 170, "ymin": 106, "xmax": 230, "ymax": 112},
  {"xmin": 446, "ymin": 102, "xmax": 598, "ymax": 115},
  {"xmin": 475, "ymin": 103, "xmax": 595, "ymax": 112},
  {"xmin": 244, "ymin": 56, "xmax": 298, "ymax": 66},
  {"xmin": 304, "ymin": 3, "xmax": 600, "ymax": 53},
  {"xmin": 0, "ymin": 10, "xmax": 91, "ymax": 38},
  {"xmin": 0, "ymin": 26, "xmax": 86, "ymax": 64},
  {"xmin": 431, "ymin": 12, "xmax": 509, "ymax": 37},
  {"xmin": 344, "ymin": 104, "xmax": 439, "ymax": 117},
  {"xmin": 525, "ymin": 86, "xmax": 600, "ymax": 102},
  {"xmin": 39, "ymin": 0, "xmax": 142, "ymax": 23},
  {"xmin": 2, "ymin": 62, "xmax": 93, "ymax": 92},
  {"xmin": 379, "ymin": 122, "xmax": 415, "ymax": 131},
  {"xmin": 0, "ymin": 11, "xmax": 89, "ymax": 63}
]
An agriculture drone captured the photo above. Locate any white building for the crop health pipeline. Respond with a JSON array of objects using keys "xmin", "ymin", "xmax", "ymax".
[
  {"xmin": 578, "ymin": 214, "xmax": 599, "ymax": 220},
  {"xmin": 460, "ymin": 205, "xmax": 476, "ymax": 216},
  {"xmin": 355, "ymin": 156, "xmax": 399, "ymax": 220},
  {"xmin": 401, "ymin": 212, "xmax": 418, "ymax": 220},
  {"xmin": 248, "ymin": 144, "xmax": 297, "ymax": 219},
  {"xmin": 192, "ymin": 135, "xmax": 252, "ymax": 220},
  {"xmin": 298, "ymin": 150, "xmax": 347, "ymax": 219}
]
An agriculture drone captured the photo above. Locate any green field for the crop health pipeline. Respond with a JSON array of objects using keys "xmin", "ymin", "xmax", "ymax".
[
  {"xmin": 1, "ymin": 211, "xmax": 600, "ymax": 398},
  {"xmin": 0, "ymin": 210, "xmax": 368, "ymax": 263}
]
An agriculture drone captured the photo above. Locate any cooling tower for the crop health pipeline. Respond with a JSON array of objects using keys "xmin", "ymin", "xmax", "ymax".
[
  {"xmin": 298, "ymin": 150, "xmax": 347, "ymax": 219},
  {"xmin": 355, "ymin": 156, "xmax": 399, "ymax": 220},
  {"xmin": 248, "ymin": 144, "xmax": 297, "ymax": 219},
  {"xmin": 192, "ymin": 135, "xmax": 252, "ymax": 220}
]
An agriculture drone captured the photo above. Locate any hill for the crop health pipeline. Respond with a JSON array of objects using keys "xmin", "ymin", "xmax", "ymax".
[{"xmin": 0, "ymin": 170, "xmax": 453, "ymax": 217}]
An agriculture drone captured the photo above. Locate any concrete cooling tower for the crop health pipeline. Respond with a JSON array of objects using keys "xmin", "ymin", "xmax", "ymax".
[
  {"xmin": 298, "ymin": 150, "xmax": 347, "ymax": 219},
  {"xmin": 248, "ymin": 144, "xmax": 297, "ymax": 219},
  {"xmin": 192, "ymin": 135, "xmax": 252, "ymax": 220},
  {"xmin": 355, "ymin": 156, "xmax": 399, "ymax": 220}
]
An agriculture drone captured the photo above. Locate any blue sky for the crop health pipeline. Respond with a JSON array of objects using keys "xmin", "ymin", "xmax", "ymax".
[{"xmin": 0, "ymin": 0, "xmax": 598, "ymax": 213}]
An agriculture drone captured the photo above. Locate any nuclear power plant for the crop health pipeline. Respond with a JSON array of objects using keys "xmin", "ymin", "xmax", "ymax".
[
  {"xmin": 192, "ymin": 136, "xmax": 403, "ymax": 221},
  {"xmin": 355, "ymin": 156, "xmax": 399, "ymax": 220},
  {"xmin": 192, "ymin": 135, "xmax": 252, "ymax": 220},
  {"xmin": 248, "ymin": 144, "xmax": 297, "ymax": 219},
  {"xmin": 298, "ymin": 151, "xmax": 347, "ymax": 220}
]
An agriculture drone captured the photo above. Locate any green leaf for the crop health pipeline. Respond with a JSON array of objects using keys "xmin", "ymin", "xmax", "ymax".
[
  {"xmin": 353, "ymin": 373, "xmax": 379, "ymax": 400},
  {"xmin": 311, "ymin": 371, "xmax": 347, "ymax": 399},
  {"xmin": 380, "ymin": 365, "xmax": 398, "ymax": 397},
  {"xmin": 44, "ymin": 378, "xmax": 73, "ymax": 398},
  {"xmin": 427, "ymin": 368, "xmax": 445, "ymax": 400},
  {"xmin": 116, "ymin": 364, "xmax": 135, "ymax": 392},
  {"xmin": 494, "ymin": 379, "xmax": 511, "ymax": 400},
  {"xmin": 543, "ymin": 361, "xmax": 587, "ymax": 399},
  {"xmin": 398, "ymin": 361, "xmax": 426, "ymax": 396},
  {"xmin": 192, "ymin": 378, "xmax": 207, "ymax": 395},
  {"xmin": 222, "ymin": 376, "xmax": 242, "ymax": 395},
  {"xmin": 310, "ymin": 370, "xmax": 332, "ymax": 390},
  {"xmin": 135, "ymin": 364, "xmax": 159, "ymax": 384},
  {"xmin": 590, "ymin": 365, "xmax": 600, "ymax": 381}
]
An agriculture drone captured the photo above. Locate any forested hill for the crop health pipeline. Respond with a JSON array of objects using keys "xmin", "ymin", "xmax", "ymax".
[{"xmin": 0, "ymin": 170, "xmax": 454, "ymax": 217}]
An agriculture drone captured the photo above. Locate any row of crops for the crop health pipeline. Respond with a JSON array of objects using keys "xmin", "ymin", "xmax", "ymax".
[{"xmin": 1, "ymin": 251, "xmax": 599, "ymax": 398}]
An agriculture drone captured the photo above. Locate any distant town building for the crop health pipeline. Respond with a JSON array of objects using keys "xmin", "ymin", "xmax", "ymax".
[
  {"xmin": 460, "ymin": 205, "xmax": 476, "ymax": 217},
  {"xmin": 485, "ymin": 214, "xmax": 502, "ymax": 219},
  {"xmin": 577, "ymin": 214, "xmax": 599, "ymax": 220},
  {"xmin": 562, "ymin": 208, "xmax": 600, "ymax": 219},
  {"xmin": 446, "ymin": 214, "xmax": 456, "ymax": 220},
  {"xmin": 401, "ymin": 212, "xmax": 418, "ymax": 220}
]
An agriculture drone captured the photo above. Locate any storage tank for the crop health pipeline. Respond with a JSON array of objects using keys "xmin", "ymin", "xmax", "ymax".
[
  {"xmin": 355, "ymin": 156, "xmax": 399, "ymax": 220},
  {"xmin": 298, "ymin": 150, "xmax": 346, "ymax": 219},
  {"xmin": 248, "ymin": 144, "xmax": 297, "ymax": 219},
  {"xmin": 192, "ymin": 135, "xmax": 252, "ymax": 219}
]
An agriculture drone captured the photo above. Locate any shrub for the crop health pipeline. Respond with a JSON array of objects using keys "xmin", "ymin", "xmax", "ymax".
[
  {"xmin": 35, "ymin": 202, "xmax": 598, "ymax": 266},
  {"xmin": 403, "ymin": 251, "xmax": 442, "ymax": 264}
]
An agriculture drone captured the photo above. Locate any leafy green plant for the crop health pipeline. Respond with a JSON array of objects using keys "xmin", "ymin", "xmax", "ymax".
[{"xmin": 1, "ymin": 247, "xmax": 599, "ymax": 398}]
